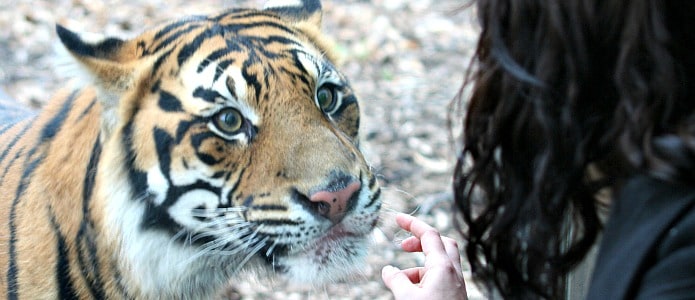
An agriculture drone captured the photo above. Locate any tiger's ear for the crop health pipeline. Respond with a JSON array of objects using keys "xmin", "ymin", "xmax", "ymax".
[
  {"xmin": 56, "ymin": 24, "xmax": 141, "ymax": 106},
  {"xmin": 263, "ymin": 0, "xmax": 323, "ymax": 29},
  {"xmin": 263, "ymin": 0, "xmax": 340, "ymax": 64},
  {"xmin": 56, "ymin": 24, "xmax": 145, "ymax": 137}
]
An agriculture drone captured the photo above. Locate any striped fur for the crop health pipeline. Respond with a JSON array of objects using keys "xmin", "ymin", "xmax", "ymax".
[{"xmin": 0, "ymin": 1, "xmax": 381, "ymax": 299}]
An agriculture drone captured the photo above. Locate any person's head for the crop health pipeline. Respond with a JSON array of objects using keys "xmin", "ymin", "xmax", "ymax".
[{"xmin": 454, "ymin": 0, "xmax": 695, "ymax": 298}]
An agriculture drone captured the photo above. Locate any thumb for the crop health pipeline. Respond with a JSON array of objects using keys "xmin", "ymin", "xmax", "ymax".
[{"xmin": 382, "ymin": 265, "xmax": 413, "ymax": 290}]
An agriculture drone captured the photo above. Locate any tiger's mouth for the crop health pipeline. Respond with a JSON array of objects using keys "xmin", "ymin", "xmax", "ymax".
[
  {"xmin": 255, "ymin": 218, "xmax": 377, "ymax": 276},
  {"xmin": 318, "ymin": 225, "xmax": 358, "ymax": 243},
  {"xmin": 263, "ymin": 223, "xmax": 370, "ymax": 257},
  {"xmin": 308, "ymin": 224, "xmax": 363, "ymax": 254}
]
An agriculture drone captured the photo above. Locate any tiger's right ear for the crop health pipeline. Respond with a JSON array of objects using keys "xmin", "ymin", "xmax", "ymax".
[
  {"xmin": 263, "ymin": 0, "xmax": 340, "ymax": 64},
  {"xmin": 56, "ymin": 24, "xmax": 146, "ymax": 137},
  {"xmin": 263, "ymin": 0, "xmax": 323, "ymax": 29}
]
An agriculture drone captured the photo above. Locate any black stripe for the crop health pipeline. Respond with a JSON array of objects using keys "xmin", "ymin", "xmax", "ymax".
[
  {"xmin": 146, "ymin": 16, "xmax": 206, "ymax": 56},
  {"xmin": 339, "ymin": 94, "xmax": 358, "ymax": 111},
  {"xmin": 5, "ymin": 151, "xmax": 34, "ymax": 299},
  {"xmin": 365, "ymin": 188, "xmax": 381, "ymax": 208},
  {"xmin": 251, "ymin": 205, "xmax": 288, "ymax": 211},
  {"xmin": 122, "ymin": 121, "xmax": 148, "ymax": 199},
  {"xmin": 174, "ymin": 120, "xmax": 193, "ymax": 143},
  {"xmin": 197, "ymin": 49, "xmax": 231, "ymax": 73},
  {"xmin": 256, "ymin": 219, "xmax": 304, "ymax": 226},
  {"xmin": 165, "ymin": 180, "xmax": 221, "ymax": 208},
  {"xmin": 213, "ymin": 59, "xmax": 235, "ymax": 82},
  {"xmin": 151, "ymin": 24, "xmax": 202, "ymax": 54},
  {"xmin": 0, "ymin": 147, "xmax": 25, "ymax": 197},
  {"xmin": 0, "ymin": 122, "xmax": 31, "ymax": 165},
  {"xmin": 76, "ymin": 139, "xmax": 106, "ymax": 299},
  {"xmin": 189, "ymin": 131, "xmax": 226, "ymax": 165},
  {"xmin": 259, "ymin": 35, "xmax": 302, "ymax": 49},
  {"xmin": 290, "ymin": 50, "xmax": 313, "ymax": 86},
  {"xmin": 48, "ymin": 206, "xmax": 80, "ymax": 299},
  {"xmin": 242, "ymin": 195, "xmax": 254, "ymax": 206},
  {"xmin": 368, "ymin": 173, "xmax": 377, "ymax": 190},
  {"xmin": 7, "ymin": 153, "xmax": 42, "ymax": 300},
  {"xmin": 211, "ymin": 170, "xmax": 228, "ymax": 179},
  {"xmin": 192, "ymin": 87, "xmax": 223, "ymax": 103},
  {"xmin": 177, "ymin": 24, "xmax": 225, "ymax": 68},
  {"xmin": 241, "ymin": 60, "xmax": 264, "ymax": 102},
  {"xmin": 7, "ymin": 91, "xmax": 76, "ymax": 299},
  {"xmin": 153, "ymin": 127, "xmax": 173, "ymax": 179},
  {"xmin": 76, "ymin": 97, "xmax": 97, "ymax": 122},
  {"xmin": 0, "ymin": 123, "xmax": 14, "ymax": 136},
  {"xmin": 0, "ymin": 120, "xmax": 21, "ymax": 137},
  {"xmin": 212, "ymin": 9, "xmax": 260, "ymax": 22},
  {"xmin": 158, "ymin": 90, "xmax": 184, "ymax": 112},
  {"xmin": 41, "ymin": 90, "xmax": 79, "ymax": 141},
  {"xmin": 110, "ymin": 258, "xmax": 131, "ymax": 299},
  {"xmin": 220, "ymin": 21, "xmax": 297, "ymax": 37},
  {"xmin": 153, "ymin": 16, "xmax": 206, "ymax": 42},
  {"xmin": 151, "ymin": 48, "xmax": 175, "ymax": 77},
  {"xmin": 226, "ymin": 168, "xmax": 246, "ymax": 204},
  {"xmin": 140, "ymin": 197, "xmax": 179, "ymax": 232}
]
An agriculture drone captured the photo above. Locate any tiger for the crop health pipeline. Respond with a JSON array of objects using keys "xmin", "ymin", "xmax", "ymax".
[{"xmin": 0, "ymin": 0, "xmax": 382, "ymax": 298}]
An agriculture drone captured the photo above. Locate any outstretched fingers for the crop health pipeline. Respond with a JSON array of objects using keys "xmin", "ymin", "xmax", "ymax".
[
  {"xmin": 396, "ymin": 213, "xmax": 451, "ymax": 268},
  {"xmin": 383, "ymin": 214, "xmax": 469, "ymax": 300}
]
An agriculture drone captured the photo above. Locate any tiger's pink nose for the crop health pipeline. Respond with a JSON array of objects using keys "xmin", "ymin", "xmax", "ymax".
[{"xmin": 309, "ymin": 181, "xmax": 361, "ymax": 223}]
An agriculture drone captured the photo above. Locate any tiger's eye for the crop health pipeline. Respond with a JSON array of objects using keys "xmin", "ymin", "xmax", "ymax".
[
  {"xmin": 213, "ymin": 108, "xmax": 243, "ymax": 134},
  {"xmin": 316, "ymin": 86, "xmax": 336, "ymax": 112}
]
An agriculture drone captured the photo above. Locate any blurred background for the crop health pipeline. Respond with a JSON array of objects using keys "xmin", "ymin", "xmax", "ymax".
[{"xmin": 0, "ymin": 0, "xmax": 482, "ymax": 298}]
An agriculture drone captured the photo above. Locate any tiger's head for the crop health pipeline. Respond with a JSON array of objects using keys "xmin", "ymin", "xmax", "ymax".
[{"xmin": 57, "ymin": 0, "xmax": 380, "ymax": 296}]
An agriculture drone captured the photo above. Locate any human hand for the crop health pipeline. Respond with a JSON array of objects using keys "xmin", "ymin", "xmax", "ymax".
[{"xmin": 381, "ymin": 213, "xmax": 468, "ymax": 300}]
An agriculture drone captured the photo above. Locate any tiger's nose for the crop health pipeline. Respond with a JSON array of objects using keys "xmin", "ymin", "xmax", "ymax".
[{"xmin": 309, "ymin": 181, "xmax": 361, "ymax": 223}]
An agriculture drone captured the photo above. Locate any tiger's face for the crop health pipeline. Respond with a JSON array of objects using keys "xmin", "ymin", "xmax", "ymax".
[{"xmin": 58, "ymin": 1, "xmax": 380, "ymax": 294}]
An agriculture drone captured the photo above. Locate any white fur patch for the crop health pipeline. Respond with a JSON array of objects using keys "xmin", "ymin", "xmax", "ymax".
[
  {"xmin": 296, "ymin": 51, "xmax": 321, "ymax": 80},
  {"xmin": 168, "ymin": 189, "xmax": 220, "ymax": 228},
  {"xmin": 146, "ymin": 166, "xmax": 169, "ymax": 205},
  {"xmin": 263, "ymin": 0, "xmax": 304, "ymax": 10}
]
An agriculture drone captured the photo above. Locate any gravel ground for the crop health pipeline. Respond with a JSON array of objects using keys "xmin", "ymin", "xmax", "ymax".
[{"xmin": 0, "ymin": 0, "xmax": 483, "ymax": 299}]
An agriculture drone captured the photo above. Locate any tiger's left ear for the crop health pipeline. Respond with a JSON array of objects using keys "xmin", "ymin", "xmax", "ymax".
[
  {"xmin": 55, "ymin": 24, "xmax": 147, "ymax": 137},
  {"xmin": 56, "ymin": 24, "xmax": 142, "ymax": 105},
  {"xmin": 264, "ymin": 0, "xmax": 323, "ymax": 29}
]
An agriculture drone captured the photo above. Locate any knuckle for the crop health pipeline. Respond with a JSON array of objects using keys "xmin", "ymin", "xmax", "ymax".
[
  {"xmin": 422, "ymin": 229, "xmax": 441, "ymax": 239},
  {"xmin": 443, "ymin": 263, "xmax": 458, "ymax": 275},
  {"xmin": 443, "ymin": 237, "xmax": 459, "ymax": 248}
]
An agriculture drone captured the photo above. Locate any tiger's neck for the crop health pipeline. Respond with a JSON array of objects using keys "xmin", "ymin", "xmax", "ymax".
[{"xmin": 0, "ymin": 87, "xmax": 131, "ymax": 299}]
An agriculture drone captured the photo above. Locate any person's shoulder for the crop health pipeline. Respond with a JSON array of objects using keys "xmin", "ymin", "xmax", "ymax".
[
  {"xmin": 618, "ymin": 173, "xmax": 695, "ymax": 254},
  {"xmin": 618, "ymin": 174, "xmax": 695, "ymax": 208},
  {"xmin": 655, "ymin": 185, "xmax": 695, "ymax": 254},
  {"xmin": 587, "ymin": 175, "xmax": 695, "ymax": 299},
  {"xmin": 627, "ymin": 175, "xmax": 695, "ymax": 299}
]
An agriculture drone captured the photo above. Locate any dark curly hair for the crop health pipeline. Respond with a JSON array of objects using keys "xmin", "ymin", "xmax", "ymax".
[{"xmin": 453, "ymin": 0, "xmax": 695, "ymax": 298}]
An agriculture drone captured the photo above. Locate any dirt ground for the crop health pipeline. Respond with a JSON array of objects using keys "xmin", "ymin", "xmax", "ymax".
[{"xmin": 0, "ymin": 0, "xmax": 483, "ymax": 298}]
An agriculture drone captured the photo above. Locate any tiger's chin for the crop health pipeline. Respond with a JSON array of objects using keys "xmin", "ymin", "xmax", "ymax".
[{"xmin": 268, "ymin": 226, "xmax": 374, "ymax": 285}]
